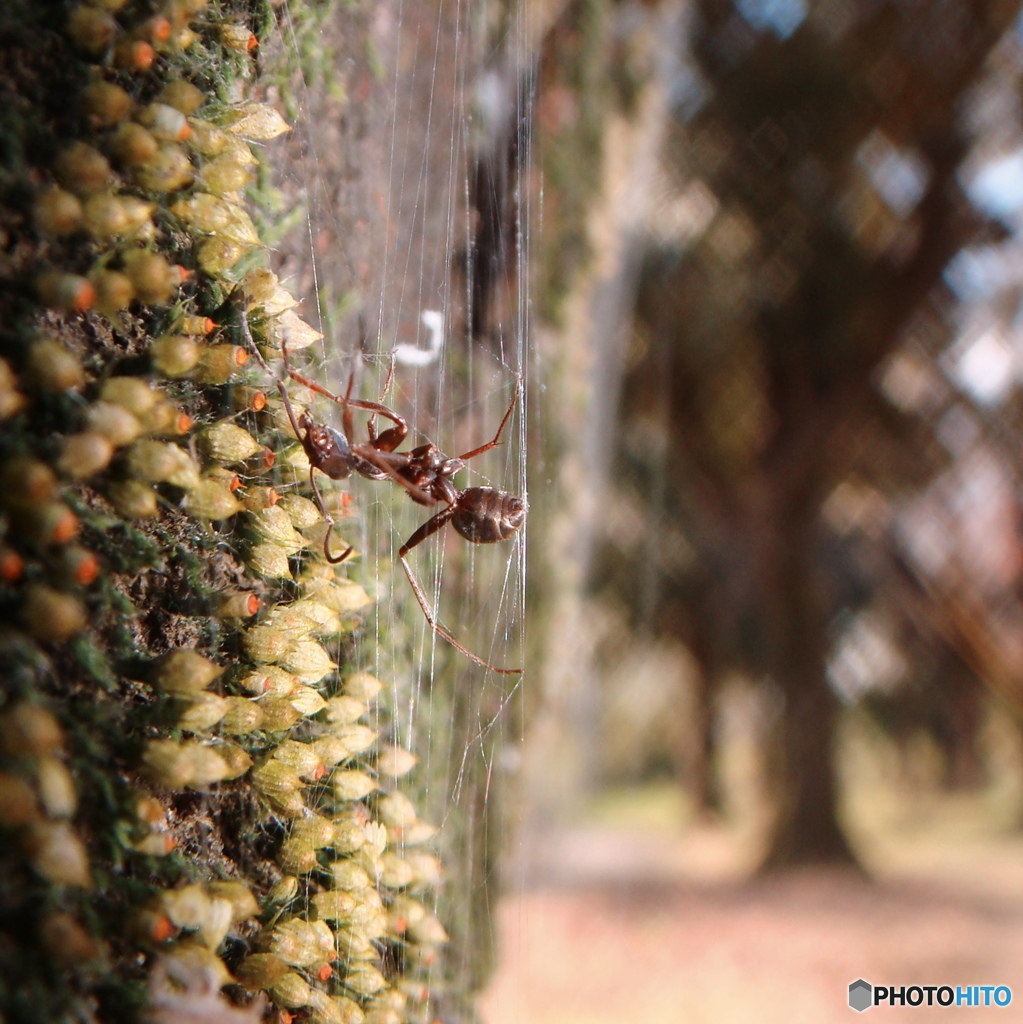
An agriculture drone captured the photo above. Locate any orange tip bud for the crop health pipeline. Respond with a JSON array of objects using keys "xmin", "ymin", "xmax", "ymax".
[{"xmin": 113, "ymin": 39, "xmax": 156, "ymax": 71}]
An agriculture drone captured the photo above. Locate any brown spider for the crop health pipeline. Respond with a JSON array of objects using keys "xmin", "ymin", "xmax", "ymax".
[{"xmin": 238, "ymin": 309, "xmax": 526, "ymax": 674}]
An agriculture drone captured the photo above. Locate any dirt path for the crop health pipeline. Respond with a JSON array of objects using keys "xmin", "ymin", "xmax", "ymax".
[{"xmin": 481, "ymin": 824, "xmax": 1023, "ymax": 1023}]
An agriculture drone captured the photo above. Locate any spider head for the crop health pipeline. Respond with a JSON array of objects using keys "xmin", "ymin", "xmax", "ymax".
[{"xmin": 304, "ymin": 420, "xmax": 354, "ymax": 480}]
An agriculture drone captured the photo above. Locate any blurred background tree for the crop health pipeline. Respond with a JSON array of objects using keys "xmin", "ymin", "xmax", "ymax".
[{"xmin": 525, "ymin": 0, "xmax": 1023, "ymax": 874}]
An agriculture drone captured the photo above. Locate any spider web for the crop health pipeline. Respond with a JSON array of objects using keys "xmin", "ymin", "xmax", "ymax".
[{"xmin": 256, "ymin": 0, "xmax": 537, "ymax": 1014}]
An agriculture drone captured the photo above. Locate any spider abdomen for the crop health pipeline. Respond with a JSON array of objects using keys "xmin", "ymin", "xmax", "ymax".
[{"xmin": 452, "ymin": 487, "xmax": 527, "ymax": 544}]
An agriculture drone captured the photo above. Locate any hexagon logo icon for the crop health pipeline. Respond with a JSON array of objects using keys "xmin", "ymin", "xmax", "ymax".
[{"xmin": 849, "ymin": 979, "xmax": 872, "ymax": 1012}]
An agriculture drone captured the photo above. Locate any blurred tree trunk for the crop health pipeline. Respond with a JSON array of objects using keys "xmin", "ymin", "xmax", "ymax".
[{"xmin": 612, "ymin": 0, "xmax": 1023, "ymax": 870}]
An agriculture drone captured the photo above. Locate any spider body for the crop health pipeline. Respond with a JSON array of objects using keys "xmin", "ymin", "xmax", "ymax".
[
  {"xmin": 451, "ymin": 486, "xmax": 527, "ymax": 544},
  {"xmin": 239, "ymin": 308, "xmax": 525, "ymax": 673}
]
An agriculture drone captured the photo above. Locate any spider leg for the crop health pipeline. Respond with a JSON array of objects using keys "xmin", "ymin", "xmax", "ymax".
[
  {"xmin": 456, "ymin": 375, "xmax": 522, "ymax": 462},
  {"xmin": 237, "ymin": 305, "xmax": 305, "ymax": 442},
  {"xmin": 399, "ymin": 507, "xmax": 522, "ymax": 674},
  {"xmin": 308, "ymin": 467, "xmax": 354, "ymax": 564},
  {"xmin": 350, "ymin": 446, "xmax": 433, "ymax": 504},
  {"xmin": 283, "ymin": 362, "xmax": 408, "ymax": 448}
]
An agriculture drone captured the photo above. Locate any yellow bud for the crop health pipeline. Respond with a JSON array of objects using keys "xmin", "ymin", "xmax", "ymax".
[
  {"xmin": 386, "ymin": 895, "xmax": 426, "ymax": 935},
  {"xmin": 197, "ymin": 237, "xmax": 246, "ymax": 276},
  {"xmin": 201, "ymin": 154, "xmax": 253, "ymax": 195},
  {"xmin": 23, "ymin": 822, "xmax": 92, "ymax": 887},
  {"xmin": 334, "ymin": 928, "xmax": 377, "ymax": 962},
  {"xmin": 9, "ymin": 501, "xmax": 79, "ymax": 545},
  {"xmin": 343, "ymin": 964, "xmax": 387, "ymax": 998},
  {"xmin": 379, "ymin": 851, "xmax": 414, "ymax": 888},
  {"xmin": 89, "ymin": 269, "xmax": 136, "ymax": 318},
  {"xmin": 151, "ymin": 334, "xmax": 201, "ymax": 377},
  {"xmin": 109, "ymin": 122, "xmax": 160, "ymax": 167},
  {"xmin": 279, "ymin": 639, "xmax": 335, "ymax": 680},
  {"xmin": 208, "ymin": 741, "xmax": 249, "ymax": 781},
  {"xmin": 159, "ymin": 882, "xmax": 210, "ymax": 929},
  {"xmin": 66, "ymin": 6, "xmax": 117, "ymax": 55},
  {"xmin": 407, "ymin": 912, "xmax": 448, "ymax": 945},
  {"xmin": 133, "ymin": 144, "xmax": 194, "ymax": 192},
  {"xmin": 36, "ymin": 270, "xmax": 95, "ymax": 312},
  {"xmin": 258, "ymin": 698, "xmax": 302, "ymax": 734},
  {"xmin": 331, "ymin": 770, "xmax": 376, "ymax": 802},
  {"xmin": 183, "ymin": 479, "xmax": 243, "ymax": 520},
  {"xmin": 323, "ymin": 695, "xmax": 368, "ymax": 726},
  {"xmin": 178, "ymin": 692, "xmax": 230, "ymax": 732},
  {"xmin": 193, "ymin": 344, "xmax": 248, "ymax": 385},
  {"xmin": 344, "ymin": 672, "xmax": 385, "ymax": 703},
  {"xmin": 246, "ymin": 542, "xmax": 292, "ymax": 580},
  {"xmin": 82, "ymin": 193, "xmax": 131, "ymax": 238},
  {"xmin": 0, "ymin": 771, "xmax": 41, "ymax": 827},
  {"xmin": 26, "ymin": 338, "xmax": 84, "ymax": 391},
  {"xmin": 152, "ymin": 649, "xmax": 222, "ymax": 694},
  {"xmin": 0, "ymin": 359, "xmax": 26, "ymax": 420},
  {"xmin": 143, "ymin": 739, "xmax": 230, "ymax": 789},
  {"xmin": 364, "ymin": 1004, "xmax": 404, "ymax": 1024},
  {"xmin": 242, "ymin": 485, "xmax": 278, "ymax": 511},
  {"xmin": 391, "ymin": 820, "xmax": 437, "ymax": 846},
  {"xmin": 107, "ymin": 479, "xmax": 158, "ymax": 518},
  {"xmin": 329, "ymin": 724, "xmax": 377, "ymax": 755},
  {"xmin": 58, "ymin": 432, "xmax": 114, "ymax": 479},
  {"xmin": 158, "ymin": 80, "xmax": 205, "ymax": 115},
  {"xmin": 54, "ymin": 142, "xmax": 113, "ymax": 196},
  {"xmin": 329, "ymin": 861, "xmax": 372, "ymax": 891},
  {"xmin": 250, "ymin": 508, "xmax": 307, "ymax": 554},
  {"xmin": 268, "ymin": 876, "xmax": 299, "ymax": 905},
  {"xmin": 272, "ymin": 739, "xmax": 325, "ymax": 781},
  {"xmin": 87, "ymin": 401, "xmax": 144, "ymax": 446},
  {"xmin": 276, "ymin": 837, "xmax": 318, "ymax": 875},
  {"xmin": 112, "ymin": 38, "xmax": 156, "ymax": 71},
  {"xmin": 82, "ymin": 80, "xmax": 133, "ymax": 127},
  {"xmin": 186, "ymin": 118, "xmax": 229, "ymax": 157},
  {"xmin": 238, "ymin": 666, "xmax": 298, "ymax": 696},
  {"xmin": 271, "ymin": 972, "xmax": 313, "ymax": 1008},
  {"xmin": 0, "ymin": 704, "xmax": 64, "ymax": 761},
  {"xmin": 236, "ymin": 953, "xmax": 289, "ymax": 990},
  {"xmin": 33, "ymin": 187, "xmax": 83, "ymax": 235},
  {"xmin": 376, "ymin": 745, "xmax": 418, "ymax": 779},
  {"xmin": 242, "ymin": 623, "xmax": 292, "ymax": 664},
  {"xmin": 251, "ymin": 759, "xmax": 304, "ymax": 800},
  {"xmin": 22, "ymin": 585, "xmax": 87, "ymax": 642},
  {"xmin": 311, "ymin": 735, "xmax": 351, "ymax": 768},
  {"xmin": 39, "ymin": 911, "xmax": 102, "ymax": 966},
  {"xmin": 331, "ymin": 822, "xmax": 366, "ymax": 855},
  {"xmin": 100, "ymin": 376, "xmax": 158, "ymax": 415},
  {"xmin": 0, "ymin": 458, "xmax": 57, "ymax": 505},
  {"xmin": 268, "ymin": 919, "xmax": 326, "ymax": 968},
  {"xmin": 123, "ymin": 250, "xmax": 180, "ymax": 304},
  {"xmin": 35, "ymin": 757, "xmax": 78, "ymax": 818},
  {"xmin": 206, "ymin": 880, "xmax": 259, "ymax": 924},
  {"xmin": 219, "ymin": 22, "xmax": 256, "ymax": 52},
  {"xmin": 288, "ymin": 686, "xmax": 327, "ymax": 717},
  {"xmin": 126, "ymin": 440, "xmax": 200, "ymax": 489},
  {"xmin": 277, "ymin": 493, "xmax": 322, "ymax": 530},
  {"xmin": 219, "ymin": 696, "xmax": 264, "ymax": 735},
  {"xmin": 405, "ymin": 852, "xmax": 442, "ymax": 889},
  {"xmin": 199, "ymin": 421, "xmax": 263, "ymax": 464},
  {"xmin": 289, "ymin": 814, "xmax": 336, "ymax": 850},
  {"xmin": 376, "ymin": 792, "xmax": 418, "ymax": 829},
  {"xmin": 310, "ymin": 889, "xmax": 357, "ymax": 922},
  {"xmin": 137, "ymin": 102, "xmax": 191, "ymax": 143}
]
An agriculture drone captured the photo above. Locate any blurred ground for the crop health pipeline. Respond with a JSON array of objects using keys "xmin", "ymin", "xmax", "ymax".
[{"xmin": 481, "ymin": 791, "xmax": 1023, "ymax": 1024}]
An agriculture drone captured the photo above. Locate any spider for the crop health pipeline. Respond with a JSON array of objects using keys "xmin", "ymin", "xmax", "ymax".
[{"xmin": 238, "ymin": 308, "xmax": 527, "ymax": 674}]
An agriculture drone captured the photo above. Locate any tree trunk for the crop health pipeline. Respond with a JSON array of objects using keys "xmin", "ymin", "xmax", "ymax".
[{"xmin": 758, "ymin": 496, "xmax": 858, "ymax": 869}]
